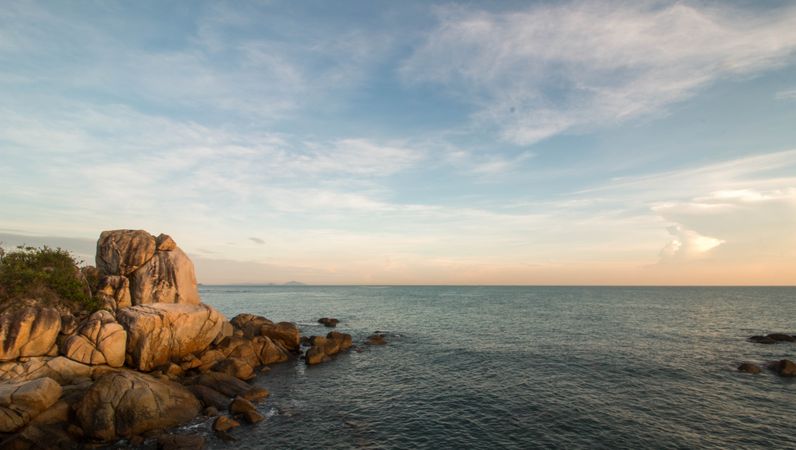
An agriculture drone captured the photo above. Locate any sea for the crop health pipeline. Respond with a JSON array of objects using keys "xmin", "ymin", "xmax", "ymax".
[{"xmin": 193, "ymin": 285, "xmax": 796, "ymax": 449}]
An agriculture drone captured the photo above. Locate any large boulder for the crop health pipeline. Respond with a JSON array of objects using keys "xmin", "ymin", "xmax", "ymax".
[
  {"xmin": 0, "ymin": 377, "xmax": 62, "ymax": 432},
  {"xmin": 771, "ymin": 359, "xmax": 796, "ymax": 377},
  {"xmin": 229, "ymin": 314, "xmax": 300, "ymax": 351},
  {"xmin": 116, "ymin": 303, "xmax": 224, "ymax": 371},
  {"xmin": 96, "ymin": 230, "xmax": 156, "ymax": 277},
  {"xmin": 62, "ymin": 310, "xmax": 126, "ymax": 367},
  {"xmin": 0, "ymin": 307, "xmax": 61, "ymax": 361},
  {"xmin": 0, "ymin": 356, "xmax": 94, "ymax": 384},
  {"xmin": 75, "ymin": 370, "xmax": 201, "ymax": 441},
  {"xmin": 130, "ymin": 247, "xmax": 200, "ymax": 306}
]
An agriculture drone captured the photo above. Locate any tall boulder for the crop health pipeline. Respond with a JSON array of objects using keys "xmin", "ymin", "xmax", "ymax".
[
  {"xmin": 130, "ymin": 247, "xmax": 200, "ymax": 305},
  {"xmin": 0, "ymin": 308, "xmax": 61, "ymax": 361},
  {"xmin": 0, "ymin": 377, "xmax": 62, "ymax": 432},
  {"xmin": 116, "ymin": 303, "xmax": 224, "ymax": 371},
  {"xmin": 74, "ymin": 370, "xmax": 201, "ymax": 441},
  {"xmin": 62, "ymin": 310, "xmax": 126, "ymax": 367},
  {"xmin": 96, "ymin": 275, "xmax": 132, "ymax": 310},
  {"xmin": 96, "ymin": 230, "xmax": 156, "ymax": 277}
]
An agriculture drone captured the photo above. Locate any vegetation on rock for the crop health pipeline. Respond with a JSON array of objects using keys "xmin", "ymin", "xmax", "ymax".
[{"xmin": 0, "ymin": 245, "xmax": 97, "ymax": 313}]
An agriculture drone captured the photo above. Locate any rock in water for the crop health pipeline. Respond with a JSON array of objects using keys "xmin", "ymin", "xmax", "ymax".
[
  {"xmin": 157, "ymin": 433, "xmax": 206, "ymax": 450},
  {"xmin": 213, "ymin": 415, "xmax": 240, "ymax": 432},
  {"xmin": 771, "ymin": 359, "xmax": 796, "ymax": 377},
  {"xmin": 62, "ymin": 310, "xmax": 126, "ymax": 367},
  {"xmin": 116, "ymin": 303, "xmax": 224, "ymax": 371},
  {"xmin": 365, "ymin": 333, "xmax": 387, "ymax": 345},
  {"xmin": 318, "ymin": 317, "xmax": 339, "ymax": 327},
  {"xmin": 737, "ymin": 362, "xmax": 761, "ymax": 374},
  {"xmin": 229, "ymin": 397, "xmax": 264, "ymax": 424},
  {"xmin": 0, "ymin": 307, "xmax": 61, "ymax": 361},
  {"xmin": 0, "ymin": 377, "xmax": 62, "ymax": 432},
  {"xmin": 96, "ymin": 230, "xmax": 156, "ymax": 277},
  {"xmin": 130, "ymin": 247, "xmax": 200, "ymax": 306},
  {"xmin": 74, "ymin": 370, "xmax": 201, "ymax": 441}
]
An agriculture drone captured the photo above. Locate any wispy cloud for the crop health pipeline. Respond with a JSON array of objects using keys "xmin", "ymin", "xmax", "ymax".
[
  {"xmin": 402, "ymin": 2, "xmax": 796, "ymax": 144},
  {"xmin": 776, "ymin": 89, "xmax": 796, "ymax": 101}
]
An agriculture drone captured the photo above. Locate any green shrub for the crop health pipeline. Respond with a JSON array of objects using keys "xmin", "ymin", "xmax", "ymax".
[{"xmin": 0, "ymin": 245, "xmax": 98, "ymax": 312}]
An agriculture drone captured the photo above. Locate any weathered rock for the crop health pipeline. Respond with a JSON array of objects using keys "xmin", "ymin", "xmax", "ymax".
[
  {"xmin": 318, "ymin": 317, "xmax": 339, "ymax": 327},
  {"xmin": 737, "ymin": 362, "xmax": 761, "ymax": 374},
  {"xmin": 766, "ymin": 333, "xmax": 795, "ymax": 342},
  {"xmin": 0, "ymin": 308, "xmax": 61, "ymax": 361},
  {"xmin": 305, "ymin": 331, "xmax": 352, "ymax": 365},
  {"xmin": 192, "ymin": 372, "xmax": 252, "ymax": 398},
  {"xmin": 4, "ymin": 423, "xmax": 77, "ymax": 450},
  {"xmin": 305, "ymin": 345, "xmax": 329, "ymax": 365},
  {"xmin": 59, "ymin": 314, "xmax": 78, "ymax": 336},
  {"xmin": 116, "ymin": 303, "xmax": 224, "ymax": 371},
  {"xmin": 96, "ymin": 230, "xmax": 156, "ymax": 277},
  {"xmin": 253, "ymin": 336, "xmax": 290, "ymax": 365},
  {"xmin": 205, "ymin": 406, "xmax": 219, "ymax": 417},
  {"xmin": 771, "ymin": 359, "xmax": 796, "ymax": 377},
  {"xmin": 74, "ymin": 370, "xmax": 201, "ymax": 441},
  {"xmin": 230, "ymin": 314, "xmax": 273, "ymax": 338},
  {"xmin": 0, "ymin": 377, "xmax": 62, "ymax": 432},
  {"xmin": 749, "ymin": 335, "xmax": 777, "ymax": 344},
  {"xmin": 213, "ymin": 416, "xmax": 240, "ymax": 432},
  {"xmin": 229, "ymin": 397, "xmax": 264, "ymax": 424},
  {"xmin": 188, "ymin": 385, "xmax": 230, "ymax": 410},
  {"xmin": 260, "ymin": 322, "xmax": 301, "ymax": 351},
  {"xmin": 29, "ymin": 399, "xmax": 70, "ymax": 426},
  {"xmin": 62, "ymin": 310, "xmax": 126, "ymax": 367},
  {"xmin": 211, "ymin": 358, "xmax": 255, "ymax": 381},
  {"xmin": 327, "ymin": 331, "xmax": 353, "ymax": 352},
  {"xmin": 130, "ymin": 248, "xmax": 200, "ymax": 306},
  {"xmin": 96, "ymin": 275, "xmax": 132, "ymax": 310},
  {"xmin": 0, "ymin": 356, "xmax": 94, "ymax": 384},
  {"xmin": 156, "ymin": 234, "xmax": 177, "ymax": 252},
  {"xmin": 157, "ymin": 433, "xmax": 206, "ymax": 450},
  {"xmin": 365, "ymin": 334, "xmax": 387, "ymax": 345},
  {"xmin": 238, "ymin": 386, "xmax": 269, "ymax": 403}
]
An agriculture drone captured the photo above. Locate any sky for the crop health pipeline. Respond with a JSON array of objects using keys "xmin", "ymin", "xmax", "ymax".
[{"xmin": 1, "ymin": 0, "xmax": 795, "ymax": 285}]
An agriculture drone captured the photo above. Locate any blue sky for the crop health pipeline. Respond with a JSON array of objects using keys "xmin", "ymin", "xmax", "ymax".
[{"xmin": 1, "ymin": 0, "xmax": 795, "ymax": 284}]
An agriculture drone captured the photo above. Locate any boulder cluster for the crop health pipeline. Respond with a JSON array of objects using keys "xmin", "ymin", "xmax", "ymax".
[
  {"xmin": 737, "ymin": 332, "xmax": 796, "ymax": 377},
  {"xmin": 0, "ymin": 229, "xmax": 365, "ymax": 449}
]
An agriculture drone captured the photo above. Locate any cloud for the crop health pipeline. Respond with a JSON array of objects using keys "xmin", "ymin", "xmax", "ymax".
[
  {"xmin": 402, "ymin": 1, "xmax": 796, "ymax": 144},
  {"xmin": 658, "ymin": 225, "xmax": 724, "ymax": 261},
  {"xmin": 249, "ymin": 237, "xmax": 265, "ymax": 245},
  {"xmin": 776, "ymin": 89, "xmax": 796, "ymax": 101}
]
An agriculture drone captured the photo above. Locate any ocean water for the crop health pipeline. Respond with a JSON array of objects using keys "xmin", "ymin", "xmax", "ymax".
[{"xmin": 197, "ymin": 286, "xmax": 796, "ymax": 449}]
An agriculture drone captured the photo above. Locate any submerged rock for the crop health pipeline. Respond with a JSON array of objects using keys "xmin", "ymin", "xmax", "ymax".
[
  {"xmin": 318, "ymin": 317, "xmax": 339, "ymax": 328},
  {"xmin": 157, "ymin": 433, "xmax": 206, "ymax": 450},
  {"xmin": 737, "ymin": 362, "xmax": 761, "ymax": 374},
  {"xmin": 213, "ymin": 415, "xmax": 240, "ymax": 432},
  {"xmin": 74, "ymin": 370, "xmax": 201, "ymax": 441},
  {"xmin": 365, "ymin": 333, "xmax": 387, "ymax": 345},
  {"xmin": 770, "ymin": 359, "xmax": 796, "ymax": 377}
]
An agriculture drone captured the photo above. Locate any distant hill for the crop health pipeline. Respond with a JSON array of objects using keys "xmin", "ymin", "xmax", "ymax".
[{"xmin": 283, "ymin": 281, "xmax": 306, "ymax": 286}]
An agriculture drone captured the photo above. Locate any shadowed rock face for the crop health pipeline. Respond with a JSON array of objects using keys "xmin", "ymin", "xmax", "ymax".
[
  {"xmin": 96, "ymin": 230, "xmax": 156, "ymax": 277},
  {"xmin": 116, "ymin": 303, "xmax": 224, "ymax": 371},
  {"xmin": 74, "ymin": 370, "xmax": 201, "ymax": 441},
  {"xmin": 0, "ymin": 377, "xmax": 62, "ymax": 432},
  {"xmin": 0, "ymin": 307, "xmax": 61, "ymax": 361}
]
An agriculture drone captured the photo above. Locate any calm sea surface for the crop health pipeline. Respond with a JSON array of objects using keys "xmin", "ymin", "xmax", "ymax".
[{"xmin": 195, "ymin": 286, "xmax": 796, "ymax": 449}]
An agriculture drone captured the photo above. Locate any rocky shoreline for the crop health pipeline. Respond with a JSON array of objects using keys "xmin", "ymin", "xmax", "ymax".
[{"xmin": 0, "ymin": 230, "xmax": 383, "ymax": 449}]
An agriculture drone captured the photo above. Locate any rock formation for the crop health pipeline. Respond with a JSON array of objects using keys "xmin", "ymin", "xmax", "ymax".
[
  {"xmin": 116, "ymin": 302, "xmax": 224, "ymax": 371},
  {"xmin": 0, "ymin": 377, "xmax": 62, "ymax": 432},
  {"xmin": 305, "ymin": 331, "xmax": 353, "ymax": 365},
  {"xmin": 0, "ymin": 308, "xmax": 61, "ymax": 361},
  {"xmin": 74, "ymin": 370, "xmax": 201, "ymax": 441},
  {"xmin": 62, "ymin": 310, "xmax": 126, "ymax": 367}
]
